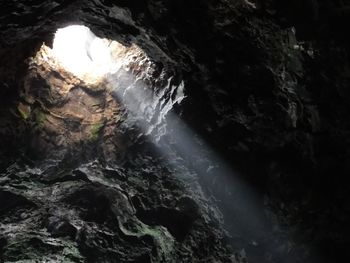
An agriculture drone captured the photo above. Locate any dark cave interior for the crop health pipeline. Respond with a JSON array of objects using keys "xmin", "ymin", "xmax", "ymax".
[{"xmin": 0, "ymin": 0, "xmax": 350, "ymax": 262}]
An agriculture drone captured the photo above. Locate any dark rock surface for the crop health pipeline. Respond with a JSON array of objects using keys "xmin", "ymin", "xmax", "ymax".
[{"xmin": 1, "ymin": 0, "xmax": 350, "ymax": 262}]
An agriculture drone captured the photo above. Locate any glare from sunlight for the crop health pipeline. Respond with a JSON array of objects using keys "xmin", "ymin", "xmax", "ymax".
[{"xmin": 52, "ymin": 25, "xmax": 114, "ymax": 81}]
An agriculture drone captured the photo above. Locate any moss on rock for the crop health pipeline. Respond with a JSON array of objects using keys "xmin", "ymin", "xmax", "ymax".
[{"xmin": 89, "ymin": 122, "xmax": 104, "ymax": 141}]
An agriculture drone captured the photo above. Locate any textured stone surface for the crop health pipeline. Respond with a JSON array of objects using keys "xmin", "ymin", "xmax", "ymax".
[{"xmin": 1, "ymin": 0, "xmax": 350, "ymax": 262}]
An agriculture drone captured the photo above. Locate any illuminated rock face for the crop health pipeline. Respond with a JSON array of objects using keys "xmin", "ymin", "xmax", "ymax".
[
  {"xmin": 0, "ymin": 37, "xmax": 235, "ymax": 261},
  {"xmin": 19, "ymin": 34, "xmax": 182, "ymax": 161},
  {"xmin": 1, "ymin": 1, "xmax": 350, "ymax": 263},
  {"xmin": 21, "ymin": 44, "xmax": 121, "ymax": 160},
  {"xmin": 0, "ymin": 21, "xmax": 234, "ymax": 263}
]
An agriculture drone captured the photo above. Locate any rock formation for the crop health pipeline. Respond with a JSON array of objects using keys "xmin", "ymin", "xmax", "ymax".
[{"xmin": 1, "ymin": 0, "xmax": 349, "ymax": 262}]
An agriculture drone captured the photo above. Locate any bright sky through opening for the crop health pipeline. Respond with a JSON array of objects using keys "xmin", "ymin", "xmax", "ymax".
[{"xmin": 52, "ymin": 25, "xmax": 113, "ymax": 80}]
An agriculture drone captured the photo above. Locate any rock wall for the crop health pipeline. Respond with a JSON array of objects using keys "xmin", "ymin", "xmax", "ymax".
[{"xmin": 1, "ymin": 0, "xmax": 350, "ymax": 262}]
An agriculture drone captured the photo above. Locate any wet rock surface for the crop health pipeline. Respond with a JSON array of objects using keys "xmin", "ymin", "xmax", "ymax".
[
  {"xmin": 1, "ymin": 0, "xmax": 350, "ymax": 262},
  {"xmin": 0, "ymin": 155, "xmax": 235, "ymax": 262}
]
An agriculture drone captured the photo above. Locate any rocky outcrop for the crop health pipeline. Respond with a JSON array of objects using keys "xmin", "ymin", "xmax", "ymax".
[
  {"xmin": 1, "ymin": 0, "xmax": 350, "ymax": 262},
  {"xmin": 0, "ymin": 158, "xmax": 237, "ymax": 262},
  {"xmin": 0, "ymin": 7, "xmax": 236, "ymax": 262}
]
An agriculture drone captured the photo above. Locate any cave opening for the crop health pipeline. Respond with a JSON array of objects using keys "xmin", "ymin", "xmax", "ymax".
[
  {"xmin": 1, "ymin": 1, "xmax": 349, "ymax": 263},
  {"xmin": 52, "ymin": 25, "xmax": 116, "ymax": 82}
]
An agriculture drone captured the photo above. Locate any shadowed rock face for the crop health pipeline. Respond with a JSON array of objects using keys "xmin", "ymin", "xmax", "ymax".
[
  {"xmin": 1, "ymin": 0, "xmax": 350, "ymax": 262},
  {"xmin": 0, "ymin": 15, "xmax": 235, "ymax": 262}
]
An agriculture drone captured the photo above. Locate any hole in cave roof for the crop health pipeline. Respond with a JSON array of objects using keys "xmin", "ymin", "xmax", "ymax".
[{"xmin": 52, "ymin": 25, "xmax": 116, "ymax": 82}]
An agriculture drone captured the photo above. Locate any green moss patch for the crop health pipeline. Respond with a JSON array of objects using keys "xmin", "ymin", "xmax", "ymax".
[
  {"xmin": 17, "ymin": 103, "xmax": 31, "ymax": 120},
  {"xmin": 89, "ymin": 122, "xmax": 104, "ymax": 141},
  {"xmin": 35, "ymin": 110, "xmax": 47, "ymax": 128}
]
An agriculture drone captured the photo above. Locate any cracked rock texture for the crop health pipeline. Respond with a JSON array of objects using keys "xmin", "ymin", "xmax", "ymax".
[{"xmin": 1, "ymin": 0, "xmax": 350, "ymax": 262}]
